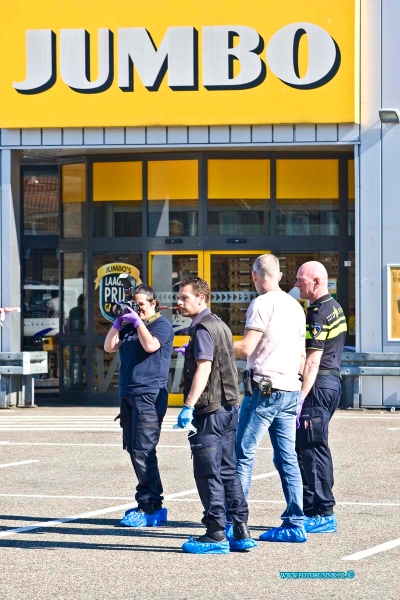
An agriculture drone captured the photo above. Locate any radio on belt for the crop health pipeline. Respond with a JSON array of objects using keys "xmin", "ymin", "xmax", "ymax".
[{"xmin": 258, "ymin": 377, "xmax": 273, "ymax": 396}]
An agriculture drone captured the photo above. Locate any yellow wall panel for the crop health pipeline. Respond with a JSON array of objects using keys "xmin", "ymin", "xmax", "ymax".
[
  {"xmin": 148, "ymin": 160, "xmax": 198, "ymax": 200},
  {"xmin": 62, "ymin": 163, "xmax": 86, "ymax": 203},
  {"xmin": 208, "ymin": 160, "xmax": 270, "ymax": 199},
  {"xmin": 93, "ymin": 162, "xmax": 142, "ymax": 201},
  {"xmin": 277, "ymin": 160, "xmax": 339, "ymax": 199}
]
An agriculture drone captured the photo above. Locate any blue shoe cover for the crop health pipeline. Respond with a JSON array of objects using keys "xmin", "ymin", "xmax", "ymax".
[
  {"xmin": 225, "ymin": 523, "xmax": 234, "ymax": 539},
  {"xmin": 304, "ymin": 514, "xmax": 337, "ymax": 533},
  {"xmin": 229, "ymin": 537, "xmax": 258, "ymax": 551},
  {"xmin": 120, "ymin": 507, "xmax": 168, "ymax": 527},
  {"xmin": 225, "ymin": 524, "xmax": 257, "ymax": 551},
  {"xmin": 259, "ymin": 525, "xmax": 307, "ymax": 543},
  {"xmin": 182, "ymin": 536, "xmax": 230, "ymax": 554}
]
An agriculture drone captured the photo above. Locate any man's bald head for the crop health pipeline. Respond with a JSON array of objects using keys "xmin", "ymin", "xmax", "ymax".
[{"xmin": 295, "ymin": 261, "xmax": 329, "ymax": 302}]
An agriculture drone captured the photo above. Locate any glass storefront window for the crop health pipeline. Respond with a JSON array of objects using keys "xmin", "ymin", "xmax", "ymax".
[
  {"xmin": 150, "ymin": 253, "xmax": 199, "ymax": 334},
  {"xmin": 23, "ymin": 169, "xmax": 59, "ymax": 235},
  {"xmin": 148, "ymin": 160, "xmax": 198, "ymax": 237},
  {"xmin": 23, "ymin": 249, "xmax": 60, "ymax": 391},
  {"xmin": 277, "ymin": 252, "xmax": 339, "ymax": 313},
  {"xmin": 94, "ymin": 346, "xmax": 120, "ymax": 392},
  {"xmin": 62, "ymin": 253, "xmax": 85, "ymax": 334},
  {"xmin": 63, "ymin": 345, "xmax": 87, "ymax": 391},
  {"xmin": 209, "ymin": 253, "xmax": 258, "ymax": 336},
  {"xmin": 207, "ymin": 159, "xmax": 270, "ymax": 236},
  {"xmin": 93, "ymin": 162, "xmax": 142, "ymax": 237},
  {"xmin": 93, "ymin": 253, "xmax": 143, "ymax": 335},
  {"xmin": 62, "ymin": 164, "xmax": 86, "ymax": 238},
  {"xmin": 276, "ymin": 160, "xmax": 339, "ymax": 236}
]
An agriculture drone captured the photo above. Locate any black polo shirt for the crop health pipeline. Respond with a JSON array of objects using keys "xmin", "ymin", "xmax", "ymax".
[{"xmin": 306, "ymin": 294, "xmax": 347, "ymax": 371}]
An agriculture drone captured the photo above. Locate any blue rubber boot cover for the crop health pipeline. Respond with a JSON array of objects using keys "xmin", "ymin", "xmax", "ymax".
[
  {"xmin": 225, "ymin": 524, "xmax": 258, "ymax": 551},
  {"xmin": 259, "ymin": 525, "xmax": 307, "ymax": 543},
  {"xmin": 182, "ymin": 536, "xmax": 230, "ymax": 554},
  {"xmin": 120, "ymin": 507, "xmax": 168, "ymax": 527},
  {"xmin": 304, "ymin": 514, "xmax": 337, "ymax": 533}
]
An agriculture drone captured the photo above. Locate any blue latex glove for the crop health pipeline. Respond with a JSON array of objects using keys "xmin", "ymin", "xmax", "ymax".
[
  {"xmin": 174, "ymin": 343, "xmax": 188, "ymax": 356},
  {"xmin": 123, "ymin": 306, "xmax": 143, "ymax": 328},
  {"xmin": 113, "ymin": 316, "xmax": 124, "ymax": 331},
  {"xmin": 296, "ymin": 398, "xmax": 305, "ymax": 429},
  {"xmin": 177, "ymin": 405, "xmax": 194, "ymax": 429}
]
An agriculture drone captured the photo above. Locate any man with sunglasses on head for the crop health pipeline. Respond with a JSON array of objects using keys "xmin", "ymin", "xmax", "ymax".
[{"xmin": 175, "ymin": 276, "xmax": 256, "ymax": 555}]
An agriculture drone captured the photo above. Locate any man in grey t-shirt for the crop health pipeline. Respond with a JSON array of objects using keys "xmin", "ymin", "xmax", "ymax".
[{"xmin": 233, "ymin": 254, "xmax": 307, "ymax": 543}]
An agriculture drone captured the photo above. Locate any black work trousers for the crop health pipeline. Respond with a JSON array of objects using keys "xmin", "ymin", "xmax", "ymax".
[
  {"xmin": 120, "ymin": 388, "xmax": 168, "ymax": 511},
  {"xmin": 296, "ymin": 375, "xmax": 341, "ymax": 516},
  {"xmin": 190, "ymin": 405, "xmax": 249, "ymax": 531}
]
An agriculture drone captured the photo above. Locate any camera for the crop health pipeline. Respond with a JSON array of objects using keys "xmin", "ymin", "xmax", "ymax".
[{"xmin": 111, "ymin": 274, "xmax": 141, "ymax": 318}]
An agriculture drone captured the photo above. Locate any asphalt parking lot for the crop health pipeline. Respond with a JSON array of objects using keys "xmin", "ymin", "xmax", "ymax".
[{"xmin": 0, "ymin": 406, "xmax": 399, "ymax": 600}]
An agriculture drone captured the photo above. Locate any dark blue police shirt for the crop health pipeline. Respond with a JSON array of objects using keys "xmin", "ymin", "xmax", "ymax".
[
  {"xmin": 118, "ymin": 315, "xmax": 174, "ymax": 397},
  {"xmin": 189, "ymin": 308, "xmax": 214, "ymax": 362}
]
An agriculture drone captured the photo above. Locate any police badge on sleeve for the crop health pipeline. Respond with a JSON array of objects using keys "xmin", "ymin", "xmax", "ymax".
[{"xmin": 310, "ymin": 323, "xmax": 322, "ymax": 338}]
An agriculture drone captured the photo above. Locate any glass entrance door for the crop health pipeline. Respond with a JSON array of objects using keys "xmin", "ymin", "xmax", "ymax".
[{"xmin": 149, "ymin": 250, "xmax": 268, "ymax": 405}]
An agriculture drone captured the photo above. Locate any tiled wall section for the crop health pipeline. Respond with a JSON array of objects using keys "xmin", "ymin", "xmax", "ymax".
[{"xmin": 0, "ymin": 124, "xmax": 360, "ymax": 147}]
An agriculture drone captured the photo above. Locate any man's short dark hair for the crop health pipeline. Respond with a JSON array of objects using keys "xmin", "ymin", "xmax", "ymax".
[{"xmin": 179, "ymin": 276, "xmax": 210, "ymax": 304}]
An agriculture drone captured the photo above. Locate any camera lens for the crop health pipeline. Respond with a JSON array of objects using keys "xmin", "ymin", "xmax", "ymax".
[{"xmin": 111, "ymin": 303, "xmax": 123, "ymax": 317}]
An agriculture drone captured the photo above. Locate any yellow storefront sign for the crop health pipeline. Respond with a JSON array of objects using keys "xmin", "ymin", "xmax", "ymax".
[{"xmin": 0, "ymin": 0, "xmax": 358, "ymax": 128}]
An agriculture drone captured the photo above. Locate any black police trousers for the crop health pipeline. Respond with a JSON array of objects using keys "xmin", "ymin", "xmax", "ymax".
[
  {"xmin": 296, "ymin": 375, "xmax": 341, "ymax": 516},
  {"xmin": 190, "ymin": 405, "xmax": 249, "ymax": 530},
  {"xmin": 120, "ymin": 388, "xmax": 168, "ymax": 511}
]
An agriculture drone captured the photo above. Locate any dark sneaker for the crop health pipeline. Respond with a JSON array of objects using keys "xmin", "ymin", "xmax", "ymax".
[{"xmin": 228, "ymin": 523, "xmax": 258, "ymax": 551}]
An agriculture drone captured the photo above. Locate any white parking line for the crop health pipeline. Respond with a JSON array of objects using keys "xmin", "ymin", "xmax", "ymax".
[
  {"xmin": 387, "ymin": 428, "xmax": 400, "ymax": 430},
  {"xmin": 0, "ymin": 471, "xmax": 278, "ymax": 538},
  {"xmin": 0, "ymin": 460, "xmax": 39, "ymax": 469},
  {"xmin": 343, "ymin": 537, "xmax": 400, "ymax": 561},
  {"xmin": 0, "ymin": 441, "xmax": 272, "ymax": 449}
]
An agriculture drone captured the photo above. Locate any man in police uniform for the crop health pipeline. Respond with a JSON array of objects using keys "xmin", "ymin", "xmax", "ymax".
[
  {"xmin": 295, "ymin": 261, "xmax": 347, "ymax": 534},
  {"xmin": 176, "ymin": 276, "xmax": 256, "ymax": 554}
]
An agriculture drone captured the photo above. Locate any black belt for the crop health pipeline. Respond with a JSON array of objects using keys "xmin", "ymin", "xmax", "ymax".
[{"xmin": 317, "ymin": 369, "xmax": 340, "ymax": 378}]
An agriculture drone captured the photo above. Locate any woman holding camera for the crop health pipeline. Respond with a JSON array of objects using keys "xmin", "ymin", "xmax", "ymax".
[{"xmin": 104, "ymin": 284, "xmax": 174, "ymax": 527}]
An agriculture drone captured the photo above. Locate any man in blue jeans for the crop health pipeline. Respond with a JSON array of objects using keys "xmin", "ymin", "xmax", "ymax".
[{"xmin": 234, "ymin": 254, "xmax": 307, "ymax": 542}]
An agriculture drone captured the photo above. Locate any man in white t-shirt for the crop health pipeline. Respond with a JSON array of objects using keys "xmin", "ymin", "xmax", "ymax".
[{"xmin": 233, "ymin": 254, "xmax": 307, "ymax": 543}]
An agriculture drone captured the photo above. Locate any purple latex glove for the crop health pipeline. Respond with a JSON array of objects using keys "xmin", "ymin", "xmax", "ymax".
[
  {"xmin": 113, "ymin": 316, "xmax": 124, "ymax": 331},
  {"xmin": 174, "ymin": 343, "xmax": 188, "ymax": 356},
  {"xmin": 296, "ymin": 398, "xmax": 305, "ymax": 429},
  {"xmin": 123, "ymin": 306, "xmax": 143, "ymax": 328}
]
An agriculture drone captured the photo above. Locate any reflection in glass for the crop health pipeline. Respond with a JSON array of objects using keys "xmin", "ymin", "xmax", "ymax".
[
  {"xmin": 278, "ymin": 252, "xmax": 339, "ymax": 314},
  {"xmin": 63, "ymin": 345, "xmax": 86, "ymax": 391},
  {"xmin": 148, "ymin": 160, "xmax": 198, "ymax": 237},
  {"xmin": 94, "ymin": 346, "xmax": 120, "ymax": 392},
  {"xmin": 207, "ymin": 160, "xmax": 270, "ymax": 237},
  {"xmin": 348, "ymin": 159, "xmax": 355, "ymax": 236},
  {"xmin": 62, "ymin": 253, "xmax": 85, "ymax": 334},
  {"xmin": 23, "ymin": 249, "xmax": 60, "ymax": 391},
  {"xmin": 209, "ymin": 254, "xmax": 257, "ymax": 336},
  {"xmin": 93, "ymin": 253, "xmax": 143, "ymax": 335},
  {"xmin": 62, "ymin": 164, "xmax": 86, "ymax": 238},
  {"xmin": 276, "ymin": 199, "xmax": 339, "ymax": 236},
  {"xmin": 93, "ymin": 162, "xmax": 142, "ymax": 237},
  {"xmin": 150, "ymin": 254, "xmax": 199, "ymax": 335},
  {"xmin": 23, "ymin": 169, "xmax": 59, "ymax": 235}
]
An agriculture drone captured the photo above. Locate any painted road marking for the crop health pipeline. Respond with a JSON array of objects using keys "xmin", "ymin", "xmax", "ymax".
[
  {"xmin": 0, "ymin": 460, "xmax": 39, "ymax": 469},
  {"xmin": 0, "ymin": 441, "xmax": 272, "ymax": 449},
  {"xmin": 0, "ymin": 471, "xmax": 278, "ymax": 539},
  {"xmin": 343, "ymin": 537, "xmax": 400, "ymax": 561}
]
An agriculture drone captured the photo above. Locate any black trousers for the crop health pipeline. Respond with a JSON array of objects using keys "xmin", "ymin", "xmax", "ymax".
[
  {"xmin": 120, "ymin": 388, "xmax": 168, "ymax": 510},
  {"xmin": 190, "ymin": 405, "xmax": 249, "ymax": 530},
  {"xmin": 296, "ymin": 375, "xmax": 341, "ymax": 516}
]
